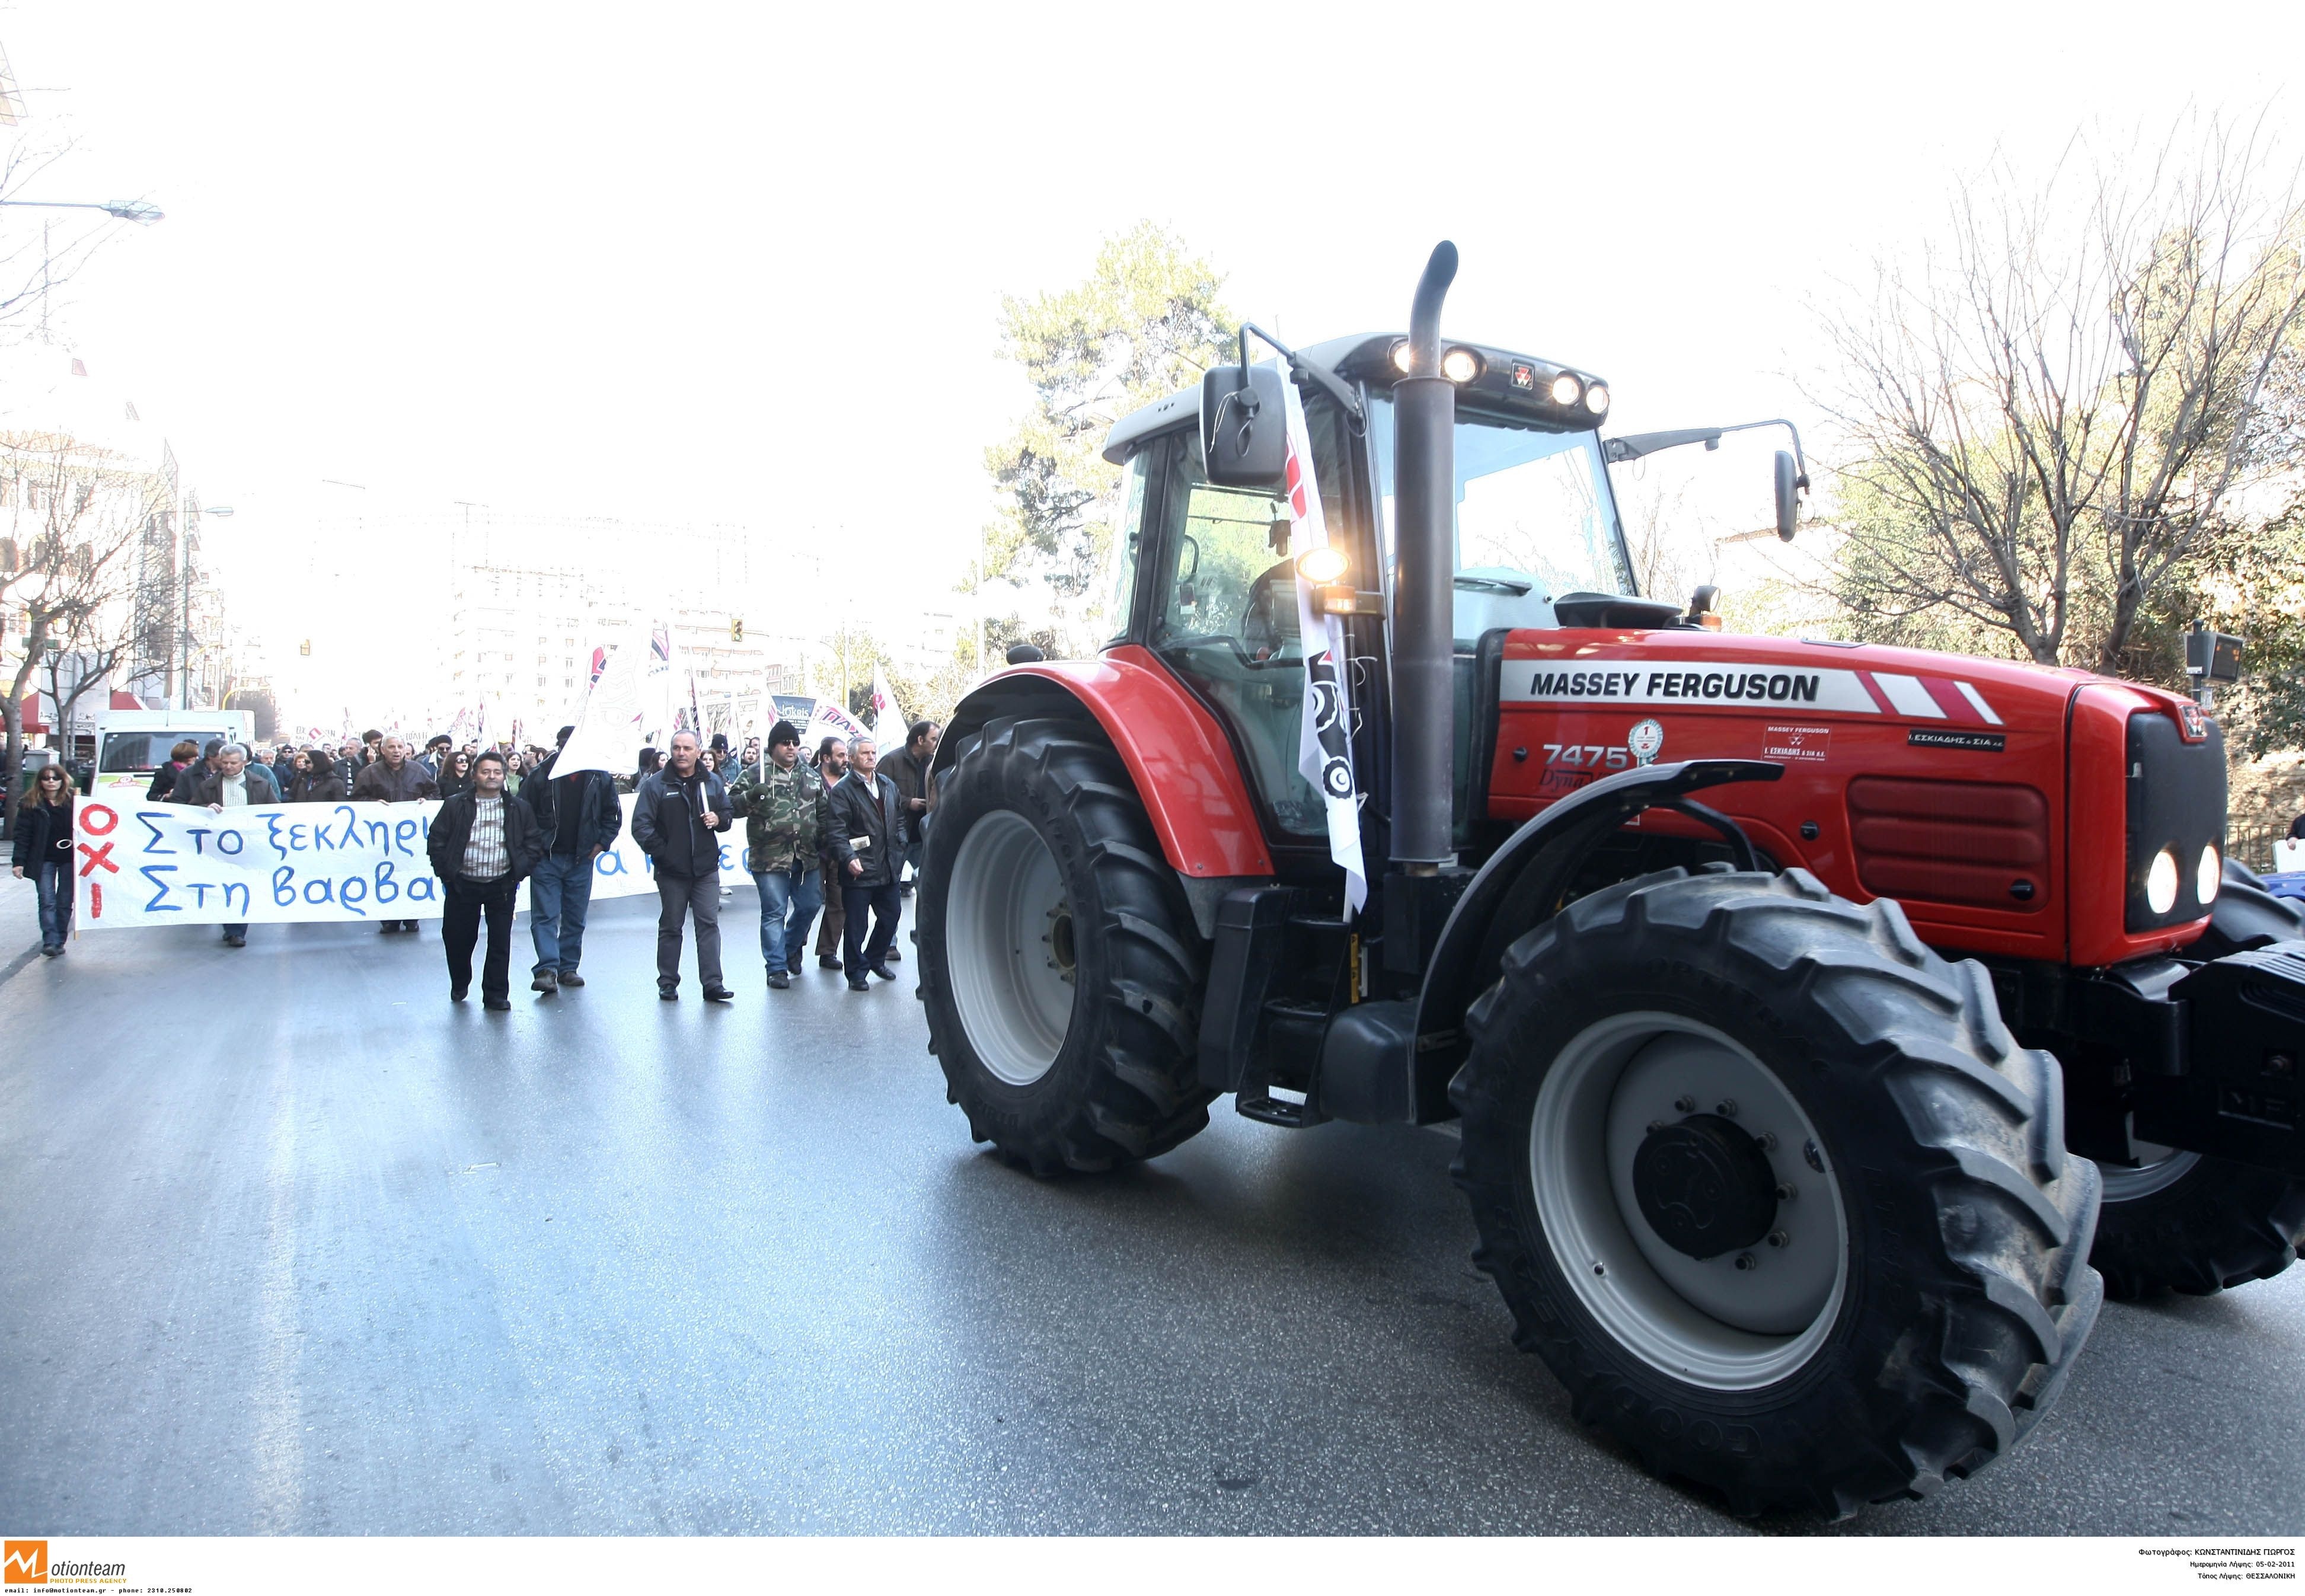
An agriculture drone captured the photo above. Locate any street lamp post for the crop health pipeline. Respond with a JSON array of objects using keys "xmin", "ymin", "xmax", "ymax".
[{"xmin": 0, "ymin": 198, "xmax": 165, "ymax": 342}]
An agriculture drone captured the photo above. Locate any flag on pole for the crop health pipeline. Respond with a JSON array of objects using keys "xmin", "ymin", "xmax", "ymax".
[
  {"xmin": 556, "ymin": 630, "xmax": 651, "ymax": 777},
  {"xmin": 868, "ymin": 664, "xmax": 904, "ymax": 742},
  {"xmin": 1281, "ymin": 367, "xmax": 1368, "ymax": 917}
]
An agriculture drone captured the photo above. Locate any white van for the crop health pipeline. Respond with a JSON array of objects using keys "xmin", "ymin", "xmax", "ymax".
[{"xmin": 92, "ymin": 708, "xmax": 256, "ymax": 802}]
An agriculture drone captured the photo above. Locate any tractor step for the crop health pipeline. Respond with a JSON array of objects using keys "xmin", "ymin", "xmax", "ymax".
[{"xmin": 1235, "ymin": 1090, "xmax": 1318, "ymax": 1128}]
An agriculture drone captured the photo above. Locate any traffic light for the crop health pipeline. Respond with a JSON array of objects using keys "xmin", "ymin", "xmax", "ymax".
[{"xmin": 730, "ymin": 617, "xmax": 744, "ymax": 643}]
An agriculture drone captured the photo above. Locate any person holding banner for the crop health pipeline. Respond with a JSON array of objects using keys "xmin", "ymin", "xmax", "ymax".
[
  {"xmin": 181, "ymin": 744, "xmax": 283, "ymax": 949},
  {"xmin": 632, "ymin": 731, "xmax": 735, "ymax": 1003},
  {"xmin": 352, "ymin": 737, "xmax": 440, "ymax": 934},
  {"xmin": 523, "ymin": 724, "xmax": 624, "ymax": 994},
  {"xmin": 11, "ymin": 761, "xmax": 78, "ymax": 956},
  {"xmin": 426, "ymin": 750, "xmax": 544, "ymax": 1010}
]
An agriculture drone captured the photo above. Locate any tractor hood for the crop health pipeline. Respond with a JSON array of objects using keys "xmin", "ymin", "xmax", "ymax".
[{"xmin": 1486, "ymin": 625, "xmax": 2220, "ymax": 968}]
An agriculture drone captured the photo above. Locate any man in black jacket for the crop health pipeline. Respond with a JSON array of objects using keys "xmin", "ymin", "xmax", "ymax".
[
  {"xmin": 827, "ymin": 734, "xmax": 906, "ymax": 992},
  {"xmin": 425, "ymin": 751, "xmax": 544, "ymax": 1010},
  {"xmin": 352, "ymin": 736, "xmax": 439, "ymax": 934},
  {"xmin": 631, "ymin": 731, "xmax": 735, "ymax": 1002},
  {"xmin": 523, "ymin": 724, "xmax": 624, "ymax": 994}
]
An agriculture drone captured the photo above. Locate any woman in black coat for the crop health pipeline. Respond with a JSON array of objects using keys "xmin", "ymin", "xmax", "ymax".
[
  {"xmin": 11, "ymin": 761, "xmax": 78, "ymax": 955},
  {"xmin": 288, "ymin": 748, "xmax": 347, "ymax": 803},
  {"xmin": 436, "ymin": 750, "xmax": 474, "ymax": 801}
]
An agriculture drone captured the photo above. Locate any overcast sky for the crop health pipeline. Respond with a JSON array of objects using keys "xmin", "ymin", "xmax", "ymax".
[{"xmin": 5, "ymin": 1, "xmax": 2301, "ymax": 625}]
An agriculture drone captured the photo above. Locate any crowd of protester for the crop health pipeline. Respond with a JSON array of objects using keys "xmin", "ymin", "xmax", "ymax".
[{"xmin": 14, "ymin": 716, "xmax": 944, "ymax": 1013}]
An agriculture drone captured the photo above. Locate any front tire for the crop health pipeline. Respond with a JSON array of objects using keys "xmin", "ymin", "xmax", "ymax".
[
  {"xmin": 2092, "ymin": 1150, "xmax": 2305, "ymax": 1299},
  {"xmin": 918, "ymin": 716, "xmax": 1213, "ymax": 1174},
  {"xmin": 1451, "ymin": 868, "xmax": 2102, "ymax": 1517}
]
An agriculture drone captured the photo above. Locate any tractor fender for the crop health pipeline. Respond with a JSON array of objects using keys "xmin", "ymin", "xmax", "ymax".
[
  {"xmin": 936, "ymin": 644, "xmax": 1276, "ymax": 879},
  {"xmin": 1408, "ymin": 758, "xmax": 1782, "ymax": 1121}
]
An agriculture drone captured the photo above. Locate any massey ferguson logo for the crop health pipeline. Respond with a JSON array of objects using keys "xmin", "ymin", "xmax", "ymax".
[
  {"xmin": 1527, "ymin": 668, "xmax": 1825, "ymax": 704},
  {"xmin": 1503, "ymin": 659, "xmax": 2006, "ymax": 725}
]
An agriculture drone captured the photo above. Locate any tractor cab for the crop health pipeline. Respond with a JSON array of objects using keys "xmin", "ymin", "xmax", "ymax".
[{"xmin": 1097, "ymin": 333, "xmax": 1663, "ymax": 863}]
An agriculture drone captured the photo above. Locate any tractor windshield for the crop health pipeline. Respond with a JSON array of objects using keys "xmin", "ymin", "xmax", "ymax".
[{"xmin": 1368, "ymin": 395, "xmax": 1633, "ymax": 629}]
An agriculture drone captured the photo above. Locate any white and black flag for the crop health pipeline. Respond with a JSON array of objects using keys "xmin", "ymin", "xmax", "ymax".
[{"xmin": 1280, "ymin": 369, "xmax": 1368, "ymax": 917}]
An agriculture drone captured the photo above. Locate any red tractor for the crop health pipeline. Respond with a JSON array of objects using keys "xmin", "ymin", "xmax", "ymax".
[{"xmin": 915, "ymin": 244, "xmax": 2305, "ymax": 1516}]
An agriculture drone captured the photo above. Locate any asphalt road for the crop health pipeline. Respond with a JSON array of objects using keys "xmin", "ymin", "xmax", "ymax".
[{"xmin": 2, "ymin": 892, "xmax": 2300, "ymax": 1537}]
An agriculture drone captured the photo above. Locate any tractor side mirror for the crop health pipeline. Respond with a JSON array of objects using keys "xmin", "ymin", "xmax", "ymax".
[
  {"xmin": 1005, "ymin": 643, "xmax": 1046, "ymax": 665},
  {"xmin": 1773, "ymin": 450, "xmax": 1803, "ymax": 541},
  {"xmin": 1201, "ymin": 364, "xmax": 1289, "ymax": 489}
]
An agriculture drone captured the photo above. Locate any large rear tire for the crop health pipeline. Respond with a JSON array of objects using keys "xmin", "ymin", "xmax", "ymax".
[
  {"xmin": 2091, "ymin": 1151, "xmax": 2305, "ymax": 1300},
  {"xmin": 917, "ymin": 716, "xmax": 1213, "ymax": 1175},
  {"xmin": 1451, "ymin": 867, "xmax": 2102, "ymax": 1517}
]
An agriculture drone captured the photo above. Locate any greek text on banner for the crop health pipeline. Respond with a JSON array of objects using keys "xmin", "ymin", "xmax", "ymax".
[{"xmin": 72, "ymin": 796, "xmax": 715, "ymax": 928}]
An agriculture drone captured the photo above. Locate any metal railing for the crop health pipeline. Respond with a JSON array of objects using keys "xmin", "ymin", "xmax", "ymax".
[{"xmin": 2230, "ymin": 823, "xmax": 2290, "ymax": 876}]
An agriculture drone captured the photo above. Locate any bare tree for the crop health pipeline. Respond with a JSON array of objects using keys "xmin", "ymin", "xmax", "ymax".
[
  {"xmin": 1815, "ymin": 115, "xmax": 2305, "ymax": 672},
  {"xmin": 1, "ymin": 430, "xmax": 167, "ymax": 828},
  {"xmin": 0, "ymin": 133, "xmax": 127, "ymax": 342}
]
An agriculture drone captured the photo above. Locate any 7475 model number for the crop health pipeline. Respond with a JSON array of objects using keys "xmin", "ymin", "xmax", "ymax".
[{"xmin": 1544, "ymin": 743, "xmax": 1632, "ymax": 770}]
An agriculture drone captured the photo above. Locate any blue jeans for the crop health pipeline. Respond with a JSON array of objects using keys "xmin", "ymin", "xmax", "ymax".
[
  {"xmin": 529, "ymin": 850, "xmax": 598, "ymax": 975},
  {"xmin": 752, "ymin": 861, "xmax": 823, "ymax": 975},
  {"xmin": 35, "ymin": 859, "xmax": 72, "ymax": 948}
]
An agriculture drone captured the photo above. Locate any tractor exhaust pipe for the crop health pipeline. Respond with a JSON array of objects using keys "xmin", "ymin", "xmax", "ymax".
[{"xmin": 1390, "ymin": 241, "xmax": 1458, "ymax": 873}]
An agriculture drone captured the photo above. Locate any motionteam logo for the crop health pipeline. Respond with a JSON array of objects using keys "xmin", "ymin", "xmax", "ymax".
[{"xmin": 4, "ymin": 1539, "xmax": 126, "ymax": 1585}]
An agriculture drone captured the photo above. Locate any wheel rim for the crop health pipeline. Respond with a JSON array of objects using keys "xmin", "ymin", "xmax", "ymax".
[
  {"xmin": 2096, "ymin": 1142, "xmax": 2201, "ymax": 1202},
  {"xmin": 1530, "ymin": 1011, "xmax": 1850, "ymax": 1391},
  {"xmin": 947, "ymin": 809, "xmax": 1076, "ymax": 1086}
]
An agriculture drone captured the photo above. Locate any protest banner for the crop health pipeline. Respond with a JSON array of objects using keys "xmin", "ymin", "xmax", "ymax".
[
  {"xmin": 805, "ymin": 698, "xmax": 869, "ymax": 752},
  {"xmin": 73, "ymin": 795, "xmax": 745, "ymax": 929}
]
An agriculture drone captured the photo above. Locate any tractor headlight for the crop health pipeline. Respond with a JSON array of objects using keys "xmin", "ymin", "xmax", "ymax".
[
  {"xmin": 1585, "ymin": 382, "xmax": 1611, "ymax": 417},
  {"xmin": 1296, "ymin": 545, "xmax": 1348, "ymax": 585},
  {"xmin": 2146, "ymin": 848, "xmax": 2180, "ymax": 916},
  {"xmin": 1441, "ymin": 347, "xmax": 1482, "ymax": 384},
  {"xmin": 1550, "ymin": 372, "xmax": 1583, "ymax": 407},
  {"xmin": 2198, "ymin": 844, "xmax": 2221, "ymax": 907},
  {"xmin": 1390, "ymin": 339, "xmax": 1415, "ymax": 375}
]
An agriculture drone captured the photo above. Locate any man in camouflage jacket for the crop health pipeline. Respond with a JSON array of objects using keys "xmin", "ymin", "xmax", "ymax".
[{"xmin": 727, "ymin": 720, "xmax": 826, "ymax": 988}]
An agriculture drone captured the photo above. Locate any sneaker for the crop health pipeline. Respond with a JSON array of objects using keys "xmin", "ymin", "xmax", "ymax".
[
  {"xmin": 818, "ymin": 955, "xmax": 841, "ymax": 970},
  {"xmin": 767, "ymin": 969, "xmax": 790, "ymax": 989},
  {"xmin": 847, "ymin": 977, "xmax": 870, "ymax": 992},
  {"xmin": 451, "ymin": 985, "xmax": 469, "ymax": 1002},
  {"xmin": 869, "ymin": 963, "xmax": 897, "ymax": 982},
  {"xmin": 483, "ymin": 997, "xmax": 512, "ymax": 1011},
  {"xmin": 558, "ymin": 971, "xmax": 585, "ymax": 988},
  {"xmin": 703, "ymin": 987, "xmax": 735, "ymax": 1004},
  {"xmin": 532, "ymin": 970, "xmax": 559, "ymax": 994}
]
